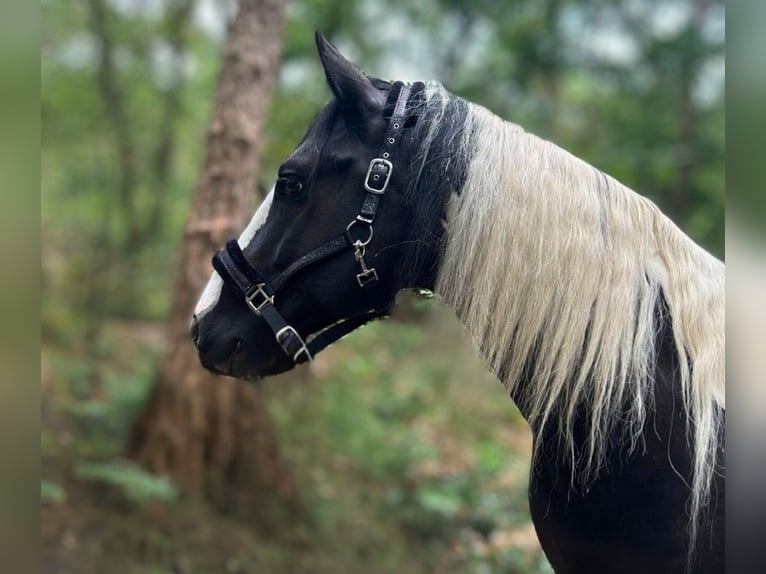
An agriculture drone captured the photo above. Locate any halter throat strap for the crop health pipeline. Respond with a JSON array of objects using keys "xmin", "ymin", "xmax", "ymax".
[{"xmin": 212, "ymin": 81, "xmax": 421, "ymax": 365}]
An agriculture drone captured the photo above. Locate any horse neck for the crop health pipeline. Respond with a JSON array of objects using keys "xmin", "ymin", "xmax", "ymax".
[{"xmin": 431, "ymin": 102, "xmax": 724, "ymax": 526}]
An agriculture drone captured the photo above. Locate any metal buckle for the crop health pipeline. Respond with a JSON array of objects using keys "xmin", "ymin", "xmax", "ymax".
[
  {"xmin": 356, "ymin": 268, "xmax": 379, "ymax": 287},
  {"xmin": 364, "ymin": 158, "xmax": 393, "ymax": 194},
  {"xmin": 245, "ymin": 283, "xmax": 273, "ymax": 316},
  {"xmin": 275, "ymin": 325, "xmax": 312, "ymax": 362}
]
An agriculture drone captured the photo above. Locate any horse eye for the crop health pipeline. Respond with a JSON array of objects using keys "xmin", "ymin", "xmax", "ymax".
[{"xmin": 277, "ymin": 176, "xmax": 304, "ymax": 197}]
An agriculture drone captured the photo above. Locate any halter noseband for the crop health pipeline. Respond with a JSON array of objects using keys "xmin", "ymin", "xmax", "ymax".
[{"xmin": 212, "ymin": 81, "xmax": 423, "ymax": 365}]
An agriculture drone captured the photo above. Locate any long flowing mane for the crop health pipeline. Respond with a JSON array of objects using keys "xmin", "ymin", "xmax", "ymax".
[{"xmin": 432, "ymin": 97, "xmax": 725, "ymax": 541}]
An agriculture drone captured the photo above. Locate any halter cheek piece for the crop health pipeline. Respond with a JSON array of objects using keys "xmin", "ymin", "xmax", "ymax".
[{"xmin": 212, "ymin": 81, "xmax": 424, "ymax": 365}]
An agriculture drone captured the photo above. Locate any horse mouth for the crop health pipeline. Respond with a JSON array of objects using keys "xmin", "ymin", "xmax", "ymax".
[{"xmin": 198, "ymin": 339, "xmax": 292, "ymax": 381}]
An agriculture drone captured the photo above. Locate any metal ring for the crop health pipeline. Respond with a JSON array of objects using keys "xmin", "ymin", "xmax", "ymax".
[{"xmin": 346, "ymin": 218, "xmax": 373, "ymax": 247}]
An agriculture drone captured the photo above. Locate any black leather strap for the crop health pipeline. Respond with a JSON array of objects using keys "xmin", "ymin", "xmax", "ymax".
[
  {"xmin": 270, "ymin": 234, "xmax": 349, "ymax": 292},
  {"xmin": 356, "ymin": 83, "xmax": 412, "ymax": 225},
  {"xmin": 212, "ymin": 242, "xmax": 269, "ymax": 297},
  {"xmin": 261, "ymin": 305, "xmax": 310, "ymax": 362}
]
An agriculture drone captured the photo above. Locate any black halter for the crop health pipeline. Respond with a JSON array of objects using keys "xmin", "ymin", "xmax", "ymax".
[{"xmin": 212, "ymin": 81, "xmax": 423, "ymax": 365}]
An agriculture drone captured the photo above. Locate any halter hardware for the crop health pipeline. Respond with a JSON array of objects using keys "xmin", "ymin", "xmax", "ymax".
[
  {"xmin": 245, "ymin": 283, "xmax": 274, "ymax": 316},
  {"xmin": 275, "ymin": 326, "xmax": 312, "ymax": 362},
  {"xmin": 345, "ymin": 216, "xmax": 374, "ymax": 247},
  {"xmin": 364, "ymin": 157, "xmax": 393, "ymax": 194},
  {"xmin": 354, "ymin": 244, "xmax": 379, "ymax": 287},
  {"xmin": 212, "ymin": 81, "xmax": 424, "ymax": 365}
]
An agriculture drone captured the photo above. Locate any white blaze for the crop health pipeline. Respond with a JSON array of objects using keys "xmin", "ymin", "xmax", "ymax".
[
  {"xmin": 193, "ymin": 273, "xmax": 224, "ymax": 319},
  {"xmin": 193, "ymin": 190, "xmax": 274, "ymax": 318},
  {"xmin": 236, "ymin": 189, "xmax": 275, "ymax": 250}
]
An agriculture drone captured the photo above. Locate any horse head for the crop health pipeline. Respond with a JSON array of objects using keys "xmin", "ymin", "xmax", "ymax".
[{"xmin": 191, "ymin": 33, "xmax": 465, "ymax": 378}]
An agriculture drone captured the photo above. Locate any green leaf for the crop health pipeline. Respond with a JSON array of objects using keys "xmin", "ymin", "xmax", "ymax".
[
  {"xmin": 41, "ymin": 479, "xmax": 67, "ymax": 505},
  {"xmin": 74, "ymin": 460, "xmax": 178, "ymax": 504}
]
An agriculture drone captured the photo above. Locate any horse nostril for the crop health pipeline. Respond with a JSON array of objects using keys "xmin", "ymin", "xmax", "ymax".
[{"xmin": 191, "ymin": 315, "xmax": 201, "ymax": 347}]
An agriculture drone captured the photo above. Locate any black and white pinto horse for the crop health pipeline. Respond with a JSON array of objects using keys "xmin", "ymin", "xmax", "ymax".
[{"xmin": 192, "ymin": 34, "xmax": 724, "ymax": 574}]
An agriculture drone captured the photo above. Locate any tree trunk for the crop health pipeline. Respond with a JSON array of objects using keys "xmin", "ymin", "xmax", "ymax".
[{"xmin": 127, "ymin": 0, "xmax": 297, "ymax": 524}]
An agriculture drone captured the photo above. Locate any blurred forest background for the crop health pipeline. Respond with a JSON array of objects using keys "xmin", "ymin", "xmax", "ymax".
[{"xmin": 41, "ymin": 0, "xmax": 724, "ymax": 573}]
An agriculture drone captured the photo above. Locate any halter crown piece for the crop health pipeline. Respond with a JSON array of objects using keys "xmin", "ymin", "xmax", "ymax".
[{"xmin": 212, "ymin": 81, "xmax": 424, "ymax": 365}]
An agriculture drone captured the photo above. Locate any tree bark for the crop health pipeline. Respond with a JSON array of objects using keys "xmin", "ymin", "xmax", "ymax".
[{"xmin": 127, "ymin": 0, "xmax": 297, "ymax": 524}]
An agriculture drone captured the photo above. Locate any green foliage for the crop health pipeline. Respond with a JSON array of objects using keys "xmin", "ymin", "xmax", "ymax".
[
  {"xmin": 41, "ymin": 479, "xmax": 67, "ymax": 505},
  {"xmin": 44, "ymin": 330, "xmax": 158, "ymax": 459},
  {"xmin": 75, "ymin": 460, "xmax": 178, "ymax": 505},
  {"xmin": 476, "ymin": 438, "xmax": 507, "ymax": 474},
  {"xmin": 267, "ymin": 314, "xmax": 541, "ymax": 569},
  {"xmin": 42, "ymin": 0, "xmax": 217, "ymax": 324},
  {"xmin": 62, "ymin": 369, "xmax": 154, "ymax": 436}
]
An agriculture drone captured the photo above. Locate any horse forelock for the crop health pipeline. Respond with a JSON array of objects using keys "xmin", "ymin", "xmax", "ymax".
[{"xmin": 432, "ymin": 102, "xmax": 725, "ymax": 551}]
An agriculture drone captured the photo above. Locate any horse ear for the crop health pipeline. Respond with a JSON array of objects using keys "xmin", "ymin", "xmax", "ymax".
[{"xmin": 315, "ymin": 31, "xmax": 385, "ymax": 113}]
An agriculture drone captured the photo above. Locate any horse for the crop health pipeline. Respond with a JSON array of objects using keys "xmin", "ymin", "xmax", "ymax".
[{"xmin": 191, "ymin": 33, "xmax": 725, "ymax": 574}]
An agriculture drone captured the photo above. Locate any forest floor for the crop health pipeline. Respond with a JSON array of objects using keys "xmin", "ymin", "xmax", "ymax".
[{"xmin": 41, "ymin": 301, "xmax": 551, "ymax": 574}]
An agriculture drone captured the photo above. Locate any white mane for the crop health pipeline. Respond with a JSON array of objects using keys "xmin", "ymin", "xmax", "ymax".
[{"xmin": 434, "ymin": 102, "xmax": 725, "ymax": 542}]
